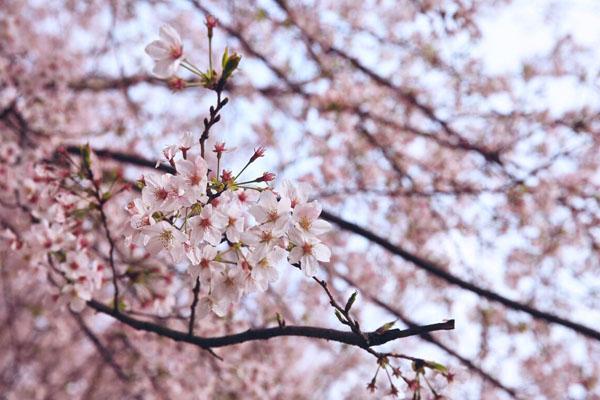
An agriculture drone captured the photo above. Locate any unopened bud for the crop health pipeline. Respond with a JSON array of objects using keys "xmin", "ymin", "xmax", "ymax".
[
  {"xmin": 213, "ymin": 142, "xmax": 227, "ymax": 155},
  {"xmin": 257, "ymin": 171, "xmax": 275, "ymax": 182},
  {"xmin": 205, "ymin": 15, "xmax": 218, "ymax": 37},
  {"xmin": 250, "ymin": 146, "xmax": 266, "ymax": 162},
  {"xmin": 221, "ymin": 169, "xmax": 233, "ymax": 182},
  {"xmin": 168, "ymin": 77, "xmax": 186, "ymax": 91}
]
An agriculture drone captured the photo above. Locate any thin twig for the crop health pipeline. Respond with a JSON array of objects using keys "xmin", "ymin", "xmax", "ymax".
[{"xmin": 188, "ymin": 277, "xmax": 201, "ymax": 335}]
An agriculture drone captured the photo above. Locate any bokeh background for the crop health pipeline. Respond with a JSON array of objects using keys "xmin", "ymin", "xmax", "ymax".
[{"xmin": 1, "ymin": 0, "xmax": 600, "ymax": 399}]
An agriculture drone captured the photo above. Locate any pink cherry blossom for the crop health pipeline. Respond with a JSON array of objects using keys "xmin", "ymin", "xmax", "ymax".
[
  {"xmin": 141, "ymin": 173, "xmax": 183, "ymax": 212},
  {"xmin": 145, "ymin": 24, "xmax": 184, "ymax": 78},
  {"xmin": 211, "ymin": 267, "xmax": 243, "ymax": 303},
  {"xmin": 248, "ymin": 246, "xmax": 287, "ymax": 291},
  {"xmin": 250, "ymin": 190, "xmax": 291, "ymax": 235},
  {"xmin": 187, "ymin": 244, "xmax": 222, "ymax": 283},
  {"xmin": 291, "ymin": 201, "xmax": 331, "ymax": 238},
  {"xmin": 288, "ymin": 230, "xmax": 331, "ymax": 277},
  {"xmin": 176, "ymin": 155, "xmax": 209, "ymax": 204},
  {"xmin": 144, "ymin": 221, "xmax": 187, "ymax": 262},
  {"xmin": 188, "ymin": 204, "xmax": 227, "ymax": 246}
]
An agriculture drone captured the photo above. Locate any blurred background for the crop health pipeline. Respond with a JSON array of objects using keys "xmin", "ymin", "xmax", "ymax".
[{"xmin": 1, "ymin": 0, "xmax": 600, "ymax": 399}]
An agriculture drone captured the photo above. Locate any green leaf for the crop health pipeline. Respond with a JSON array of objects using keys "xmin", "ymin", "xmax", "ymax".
[
  {"xmin": 276, "ymin": 312, "xmax": 285, "ymax": 328},
  {"xmin": 221, "ymin": 52, "xmax": 241, "ymax": 81},
  {"xmin": 51, "ymin": 250, "xmax": 67, "ymax": 263},
  {"xmin": 344, "ymin": 290, "xmax": 358, "ymax": 312},
  {"xmin": 426, "ymin": 361, "xmax": 448, "ymax": 373},
  {"xmin": 115, "ymin": 299, "xmax": 127, "ymax": 312},
  {"xmin": 221, "ymin": 47, "xmax": 229, "ymax": 69},
  {"xmin": 71, "ymin": 208, "xmax": 90, "ymax": 220},
  {"xmin": 334, "ymin": 309, "xmax": 347, "ymax": 324},
  {"xmin": 375, "ymin": 320, "xmax": 396, "ymax": 333},
  {"xmin": 81, "ymin": 143, "xmax": 92, "ymax": 171}
]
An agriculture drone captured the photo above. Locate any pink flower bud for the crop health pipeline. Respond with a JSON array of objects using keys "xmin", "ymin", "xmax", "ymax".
[
  {"xmin": 205, "ymin": 15, "xmax": 218, "ymax": 37},
  {"xmin": 168, "ymin": 77, "xmax": 186, "ymax": 91},
  {"xmin": 213, "ymin": 142, "xmax": 227, "ymax": 155},
  {"xmin": 205, "ymin": 15, "xmax": 218, "ymax": 29},
  {"xmin": 250, "ymin": 146, "xmax": 266, "ymax": 162},
  {"xmin": 257, "ymin": 172, "xmax": 275, "ymax": 182},
  {"xmin": 221, "ymin": 169, "xmax": 233, "ymax": 182}
]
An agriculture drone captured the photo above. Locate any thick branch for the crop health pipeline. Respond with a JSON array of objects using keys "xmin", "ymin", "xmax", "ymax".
[{"xmin": 87, "ymin": 300, "xmax": 453, "ymax": 350}]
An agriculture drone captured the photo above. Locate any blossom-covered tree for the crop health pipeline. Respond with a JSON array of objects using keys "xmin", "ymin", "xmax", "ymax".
[{"xmin": 1, "ymin": 1, "xmax": 599, "ymax": 399}]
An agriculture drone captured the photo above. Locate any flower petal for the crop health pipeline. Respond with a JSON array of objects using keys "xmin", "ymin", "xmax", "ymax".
[
  {"xmin": 145, "ymin": 40, "xmax": 170, "ymax": 59},
  {"xmin": 159, "ymin": 24, "xmax": 182, "ymax": 47},
  {"xmin": 313, "ymin": 243, "xmax": 331, "ymax": 262}
]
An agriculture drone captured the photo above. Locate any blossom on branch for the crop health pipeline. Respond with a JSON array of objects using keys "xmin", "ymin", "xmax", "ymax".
[{"xmin": 145, "ymin": 24, "xmax": 184, "ymax": 78}]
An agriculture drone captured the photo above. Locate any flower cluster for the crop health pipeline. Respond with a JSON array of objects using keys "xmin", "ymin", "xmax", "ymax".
[
  {"xmin": 14, "ymin": 162, "xmax": 108, "ymax": 312},
  {"xmin": 126, "ymin": 138, "xmax": 331, "ymax": 317}
]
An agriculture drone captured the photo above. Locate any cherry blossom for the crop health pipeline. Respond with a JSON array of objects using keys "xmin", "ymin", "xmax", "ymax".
[
  {"xmin": 144, "ymin": 220, "xmax": 187, "ymax": 262},
  {"xmin": 141, "ymin": 173, "xmax": 182, "ymax": 212},
  {"xmin": 211, "ymin": 266, "xmax": 244, "ymax": 304},
  {"xmin": 292, "ymin": 201, "xmax": 331, "ymax": 238},
  {"xmin": 288, "ymin": 230, "xmax": 331, "ymax": 277},
  {"xmin": 3, "ymin": 2, "xmax": 598, "ymax": 398},
  {"xmin": 250, "ymin": 190, "xmax": 291, "ymax": 235},
  {"xmin": 188, "ymin": 204, "xmax": 227, "ymax": 246},
  {"xmin": 145, "ymin": 24, "xmax": 184, "ymax": 78},
  {"xmin": 248, "ymin": 246, "xmax": 287, "ymax": 291},
  {"xmin": 176, "ymin": 155, "xmax": 209, "ymax": 204},
  {"xmin": 187, "ymin": 244, "xmax": 222, "ymax": 282}
]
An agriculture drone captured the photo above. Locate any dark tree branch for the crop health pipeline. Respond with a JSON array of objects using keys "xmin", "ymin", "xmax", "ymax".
[
  {"xmin": 82, "ymin": 151, "xmax": 120, "ymax": 311},
  {"xmin": 200, "ymin": 91, "xmax": 228, "ymax": 158},
  {"xmin": 87, "ymin": 299, "xmax": 453, "ymax": 350}
]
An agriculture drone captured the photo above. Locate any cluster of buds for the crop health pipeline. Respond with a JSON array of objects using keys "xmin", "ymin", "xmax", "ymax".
[{"xmin": 126, "ymin": 135, "xmax": 331, "ymax": 316}]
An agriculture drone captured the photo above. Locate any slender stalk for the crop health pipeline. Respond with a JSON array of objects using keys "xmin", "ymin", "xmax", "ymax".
[{"xmin": 188, "ymin": 277, "xmax": 201, "ymax": 335}]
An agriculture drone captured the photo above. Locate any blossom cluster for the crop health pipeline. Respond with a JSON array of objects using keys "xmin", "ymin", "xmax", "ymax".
[
  {"xmin": 8, "ymin": 161, "xmax": 108, "ymax": 312},
  {"xmin": 125, "ymin": 137, "xmax": 331, "ymax": 317}
]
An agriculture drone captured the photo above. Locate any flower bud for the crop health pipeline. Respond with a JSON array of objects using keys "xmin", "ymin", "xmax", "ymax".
[
  {"xmin": 205, "ymin": 15, "xmax": 218, "ymax": 37},
  {"xmin": 168, "ymin": 77, "xmax": 186, "ymax": 91},
  {"xmin": 256, "ymin": 172, "xmax": 275, "ymax": 182},
  {"xmin": 213, "ymin": 142, "xmax": 227, "ymax": 156},
  {"xmin": 250, "ymin": 146, "xmax": 266, "ymax": 162}
]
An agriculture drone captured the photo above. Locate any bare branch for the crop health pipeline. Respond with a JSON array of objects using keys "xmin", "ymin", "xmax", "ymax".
[{"xmin": 87, "ymin": 299, "xmax": 453, "ymax": 351}]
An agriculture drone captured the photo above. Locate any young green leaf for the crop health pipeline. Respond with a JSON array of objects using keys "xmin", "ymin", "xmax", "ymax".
[
  {"xmin": 344, "ymin": 290, "xmax": 358, "ymax": 312},
  {"xmin": 375, "ymin": 320, "xmax": 396, "ymax": 334}
]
